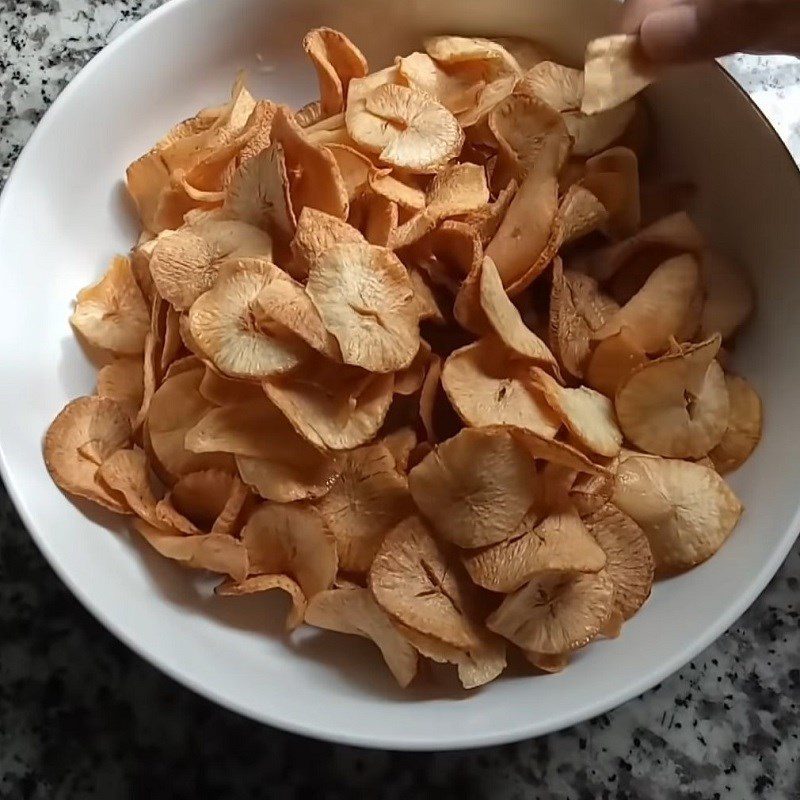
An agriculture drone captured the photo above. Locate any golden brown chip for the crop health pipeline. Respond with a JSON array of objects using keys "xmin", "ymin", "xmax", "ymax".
[
  {"xmin": 198, "ymin": 367, "xmax": 264, "ymax": 406},
  {"xmin": 224, "ymin": 143, "xmax": 297, "ymax": 240},
  {"xmin": 70, "ymin": 256, "xmax": 149, "ymax": 355},
  {"xmin": 479, "ymin": 255, "xmax": 560, "ymax": 370},
  {"xmin": 96, "ymin": 358, "xmax": 145, "ymax": 423},
  {"xmin": 348, "ymin": 82, "xmax": 464, "ymax": 172},
  {"xmin": 615, "ymin": 336, "xmax": 729, "ymax": 458},
  {"xmin": 149, "ymin": 218, "xmax": 274, "ymax": 311},
  {"xmin": 419, "ymin": 353, "xmax": 442, "ymax": 443},
  {"xmin": 361, "ymin": 193, "xmax": 399, "ymax": 247},
  {"xmin": 394, "ymin": 340, "xmax": 432, "ymax": 396},
  {"xmin": 581, "ymin": 35, "xmax": 656, "ymax": 115},
  {"xmin": 584, "ymin": 326, "xmax": 648, "ymax": 398},
  {"xmin": 699, "ymin": 251, "xmax": 754, "ymax": 340},
  {"xmin": 441, "ymin": 339, "xmax": 561, "ymax": 437},
  {"xmin": 135, "ymin": 519, "xmax": 248, "ymax": 581},
  {"xmin": 306, "ymin": 243, "xmax": 419, "ymax": 372},
  {"xmin": 510, "ymin": 427, "xmax": 609, "ymax": 476},
  {"xmin": 44, "ymin": 396, "xmax": 132, "ymax": 512},
  {"xmin": 709, "ymin": 374, "xmax": 762, "ymax": 474},
  {"xmin": 530, "ymin": 367, "xmax": 622, "ymax": 457},
  {"xmin": 155, "ymin": 469, "xmax": 239, "ymax": 534},
  {"xmin": 303, "ymin": 28, "xmax": 369, "ymax": 115},
  {"xmin": 306, "ymin": 587, "xmax": 419, "ymax": 687},
  {"xmin": 408, "ymin": 427, "xmax": 539, "ymax": 548},
  {"xmin": 408, "ymin": 268, "xmax": 445, "ymax": 324},
  {"xmin": 369, "ymin": 171, "xmax": 426, "ymax": 211},
  {"xmin": 188, "ymin": 258, "xmax": 310, "ymax": 379},
  {"xmin": 271, "ymin": 106, "xmax": 349, "ymax": 220},
  {"xmin": 549, "ymin": 260, "xmax": 620, "ymax": 378},
  {"xmin": 463, "ymin": 508, "xmax": 606, "ymax": 593},
  {"xmin": 96, "ymin": 447, "xmax": 162, "ymax": 526},
  {"xmin": 583, "ymin": 503, "xmax": 654, "ymax": 620},
  {"xmin": 369, "ymin": 515, "xmax": 506, "ymax": 686},
  {"xmin": 126, "ymin": 151, "xmax": 171, "ymax": 235},
  {"xmin": 487, "ymin": 569, "xmax": 614, "ymax": 653},
  {"xmin": 263, "ymin": 355, "xmax": 394, "ymax": 450},
  {"xmin": 241, "ymin": 502, "xmax": 337, "ymax": 598},
  {"xmin": 316, "ymin": 441, "xmax": 414, "ymax": 573},
  {"xmin": 594, "ymin": 254, "xmax": 702, "ymax": 353},
  {"xmin": 326, "ymin": 143, "xmax": 374, "ymax": 200},
  {"xmin": 426, "ymin": 162, "xmax": 490, "ymax": 218},
  {"xmin": 419, "ymin": 220, "xmax": 483, "ymax": 297},
  {"xmin": 147, "ymin": 364, "xmax": 235, "ymax": 481},
  {"xmin": 485, "ymin": 133, "xmax": 563, "ymax": 292},
  {"xmin": 463, "ymin": 178, "xmax": 519, "ymax": 245},
  {"xmin": 217, "ymin": 574, "xmax": 307, "ymax": 631},
  {"xmin": 613, "ymin": 453, "xmax": 743, "ymax": 573}
]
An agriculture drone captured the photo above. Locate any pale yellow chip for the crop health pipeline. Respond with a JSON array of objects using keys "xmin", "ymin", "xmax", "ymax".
[
  {"xmin": 488, "ymin": 568, "xmax": 614, "ymax": 653},
  {"xmin": 583, "ymin": 503, "xmax": 654, "ymax": 621},
  {"xmin": 44, "ymin": 396, "xmax": 132, "ymax": 512},
  {"xmin": 441, "ymin": 338, "xmax": 561, "ymax": 437},
  {"xmin": 530, "ymin": 367, "xmax": 622, "ymax": 457},
  {"xmin": 305, "ymin": 587, "xmax": 419, "ymax": 687},
  {"xmin": 149, "ymin": 218, "xmax": 274, "ymax": 311},
  {"xmin": 708, "ymin": 374, "xmax": 762, "ymax": 474},
  {"xmin": 217, "ymin": 574, "xmax": 307, "ymax": 631},
  {"xmin": 71, "ymin": 256, "xmax": 149, "ymax": 355},
  {"xmin": 613, "ymin": 453, "xmax": 743, "ymax": 573},
  {"xmin": 241, "ymin": 502, "xmax": 337, "ymax": 601},
  {"xmin": 581, "ymin": 35, "xmax": 656, "ymax": 115},
  {"xmin": 303, "ymin": 27, "xmax": 369, "ymax": 116},
  {"xmin": 97, "ymin": 358, "xmax": 145, "ymax": 423},
  {"xmin": 549, "ymin": 259, "xmax": 620, "ymax": 379},
  {"xmin": 306, "ymin": 243, "xmax": 419, "ymax": 373},
  {"xmin": 463, "ymin": 508, "xmax": 606, "ymax": 593},
  {"xmin": 348, "ymin": 82, "xmax": 464, "ymax": 172},
  {"xmin": 188, "ymin": 258, "xmax": 310, "ymax": 379},
  {"xmin": 263, "ymin": 356, "xmax": 394, "ymax": 450},
  {"xmin": 615, "ymin": 335, "xmax": 729, "ymax": 458},
  {"xmin": 594, "ymin": 253, "xmax": 702, "ymax": 353},
  {"xmin": 146, "ymin": 364, "xmax": 235, "ymax": 481},
  {"xmin": 408, "ymin": 426, "xmax": 539, "ymax": 548},
  {"xmin": 315, "ymin": 441, "xmax": 413, "ymax": 573},
  {"xmin": 135, "ymin": 519, "xmax": 249, "ymax": 582}
]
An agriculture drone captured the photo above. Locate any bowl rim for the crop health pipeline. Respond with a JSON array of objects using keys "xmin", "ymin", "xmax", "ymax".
[{"xmin": 1, "ymin": 0, "xmax": 799, "ymax": 751}]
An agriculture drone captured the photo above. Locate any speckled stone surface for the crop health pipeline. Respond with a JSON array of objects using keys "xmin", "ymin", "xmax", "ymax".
[{"xmin": 1, "ymin": 2, "xmax": 799, "ymax": 798}]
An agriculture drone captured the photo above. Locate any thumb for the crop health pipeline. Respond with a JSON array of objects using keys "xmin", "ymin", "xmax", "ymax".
[{"xmin": 638, "ymin": 4, "xmax": 709, "ymax": 62}]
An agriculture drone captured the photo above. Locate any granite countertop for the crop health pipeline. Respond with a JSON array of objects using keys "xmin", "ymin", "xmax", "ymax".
[{"xmin": 1, "ymin": 2, "xmax": 799, "ymax": 798}]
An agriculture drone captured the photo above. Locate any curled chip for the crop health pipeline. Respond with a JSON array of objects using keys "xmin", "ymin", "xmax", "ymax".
[
  {"xmin": 305, "ymin": 587, "xmax": 418, "ymax": 687},
  {"xmin": 559, "ymin": 184, "xmax": 609, "ymax": 244},
  {"xmin": 585, "ymin": 326, "xmax": 648, "ymax": 398},
  {"xmin": 147, "ymin": 364, "xmax": 235, "ymax": 481},
  {"xmin": 518, "ymin": 61, "xmax": 583, "ymax": 111},
  {"xmin": 217, "ymin": 574, "xmax": 307, "ymax": 631},
  {"xmin": 463, "ymin": 508, "xmax": 606, "ymax": 593},
  {"xmin": 71, "ymin": 256, "xmax": 149, "ymax": 355},
  {"xmin": 156, "ymin": 469, "xmax": 242, "ymax": 534},
  {"xmin": 306, "ymin": 243, "xmax": 419, "ymax": 373},
  {"xmin": 263, "ymin": 355, "xmax": 394, "ymax": 450},
  {"xmin": 594, "ymin": 254, "xmax": 702, "ymax": 353},
  {"xmin": 487, "ymin": 569, "xmax": 614, "ymax": 654},
  {"xmin": 135, "ymin": 520, "xmax": 249, "ymax": 582},
  {"xmin": 397, "ymin": 51, "xmax": 483, "ymax": 115},
  {"xmin": 303, "ymin": 28, "xmax": 368, "ymax": 115},
  {"xmin": 189, "ymin": 258, "xmax": 310, "ymax": 379},
  {"xmin": 348, "ymin": 82, "xmax": 464, "ymax": 172},
  {"xmin": 441, "ymin": 338, "xmax": 561, "ymax": 437},
  {"xmin": 478, "ymin": 256, "xmax": 560, "ymax": 371},
  {"xmin": 45, "ymin": 396, "xmax": 132, "ymax": 512},
  {"xmin": 369, "ymin": 171, "xmax": 426, "ymax": 211},
  {"xmin": 242, "ymin": 502, "xmax": 337, "ymax": 599},
  {"xmin": 511, "ymin": 427, "xmax": 609, "ymax": 476},
  {"xmin": 583, "ymin": 146, "xmax": 641, "ymax": 238},
  {"xmin": 584, "ymin": 503, "xmax": 654, "ymax": 620},
  {"xmin": 316, "ymin": 441, "xmax": 414, "ymax": 573},
  {"xmin": 408, "ymin": 427, "xmax": 539, "ymax": 548},
  {"xmin": 549, "ymin": 259, "xmax": 619, "ymax": 378},
  {"xmin": 369, "ymin": 516, "xmax": 506, "ymax": 688},
  {"xmin": 96, "ymin": 447, "xmax": 162, "ymax": 526},
  {"xmin": 613, "ymin": 453, "xmax": 743, "ymax": 573},
  {"xmin": 709, "ymin": 374, "xmax": 762, "ymax": 474},
  {"xmin": 530, "ymin": 367, "xmax": 622, "ymax": 457},
  {"xmin": 97, "ymin": 358, "xmax": 145, "ymax": 423},
  {"xmin": 615, "ymin": 335, "xmax": 729, "ymax": 458},
  {"xmin": 581, "ymin": 35, "xmax": 656, "ymax": 115},
  {"xmin": 326, "ymin": 143, "xmax": 374, "ymax": 200},
  {"xmin": 699, "ymin": 251, "xmax": 754, "ymax": 340},
  {"xmin": 150, "ymin": 218, "xmax": 275, "ymax": 311}
]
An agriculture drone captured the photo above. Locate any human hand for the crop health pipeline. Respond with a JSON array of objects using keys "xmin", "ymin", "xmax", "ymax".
[{"xmin": 622, "ymin": 0, "xmax": 800, "ymax": 62}]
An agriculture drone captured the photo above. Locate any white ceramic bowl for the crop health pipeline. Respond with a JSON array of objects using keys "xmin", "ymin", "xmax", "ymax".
[{"xmin": 1, "ymin": 0, "xmax": 798, "ymax": 751}]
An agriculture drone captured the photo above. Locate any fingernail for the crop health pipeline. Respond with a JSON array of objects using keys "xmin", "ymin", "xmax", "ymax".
[{"xmin": 640, "ymin": 4, "xmax": 701, "ymax": 62}]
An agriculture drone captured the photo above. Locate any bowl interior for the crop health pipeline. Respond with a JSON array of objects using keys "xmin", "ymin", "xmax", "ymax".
[{"xmin": 0, "ymin": 0, "xmax": 798, "ymax": 750}]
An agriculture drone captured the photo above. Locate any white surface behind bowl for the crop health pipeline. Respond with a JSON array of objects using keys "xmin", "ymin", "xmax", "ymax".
[{"xmin": 0, "ymin": 0, "xmax": 798, "ymax": 750}]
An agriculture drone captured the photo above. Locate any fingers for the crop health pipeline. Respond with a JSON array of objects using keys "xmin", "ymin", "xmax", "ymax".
[{"xmin": 620, "ymin": 0, "xmax": 689, "ymax": 34}]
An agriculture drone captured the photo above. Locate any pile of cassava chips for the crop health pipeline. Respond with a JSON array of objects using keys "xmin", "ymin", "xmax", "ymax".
[{"xmin": 46, "ymin": 29, "xmax": 760, "ymax": 689}]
